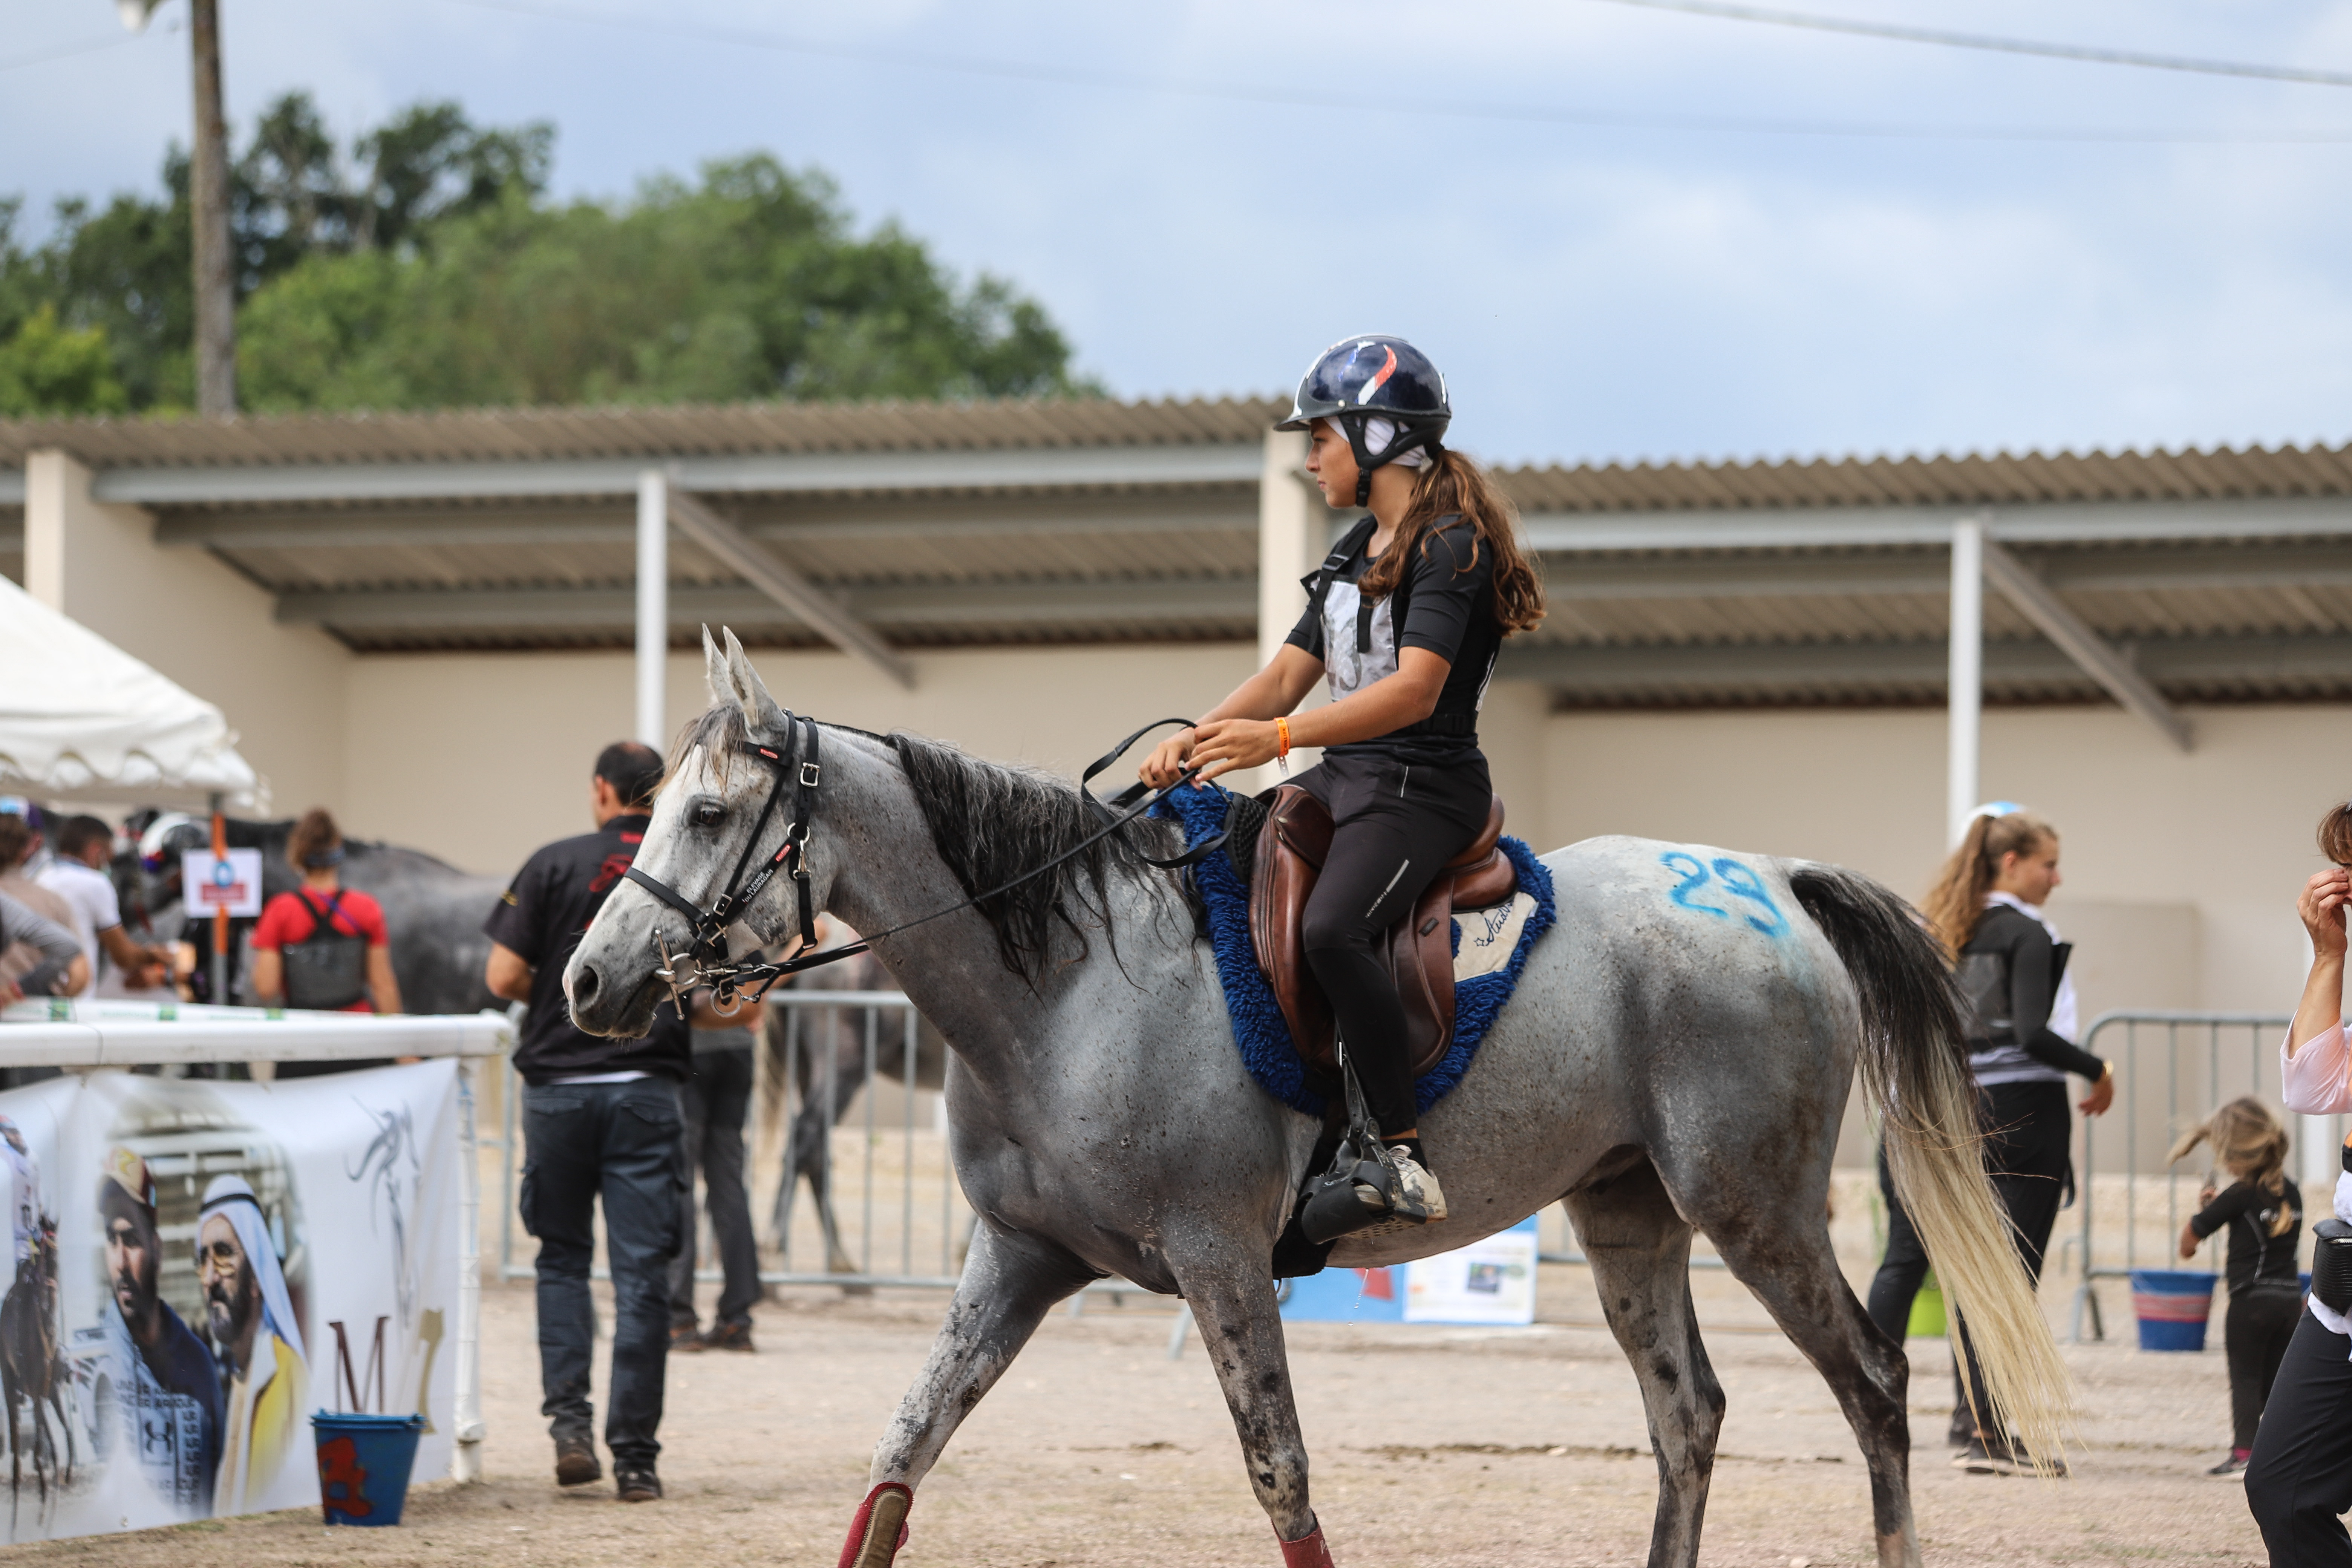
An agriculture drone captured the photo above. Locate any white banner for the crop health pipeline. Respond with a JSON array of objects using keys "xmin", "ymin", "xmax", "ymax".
[{"xmin": 0, "ymin": 1059, "xmax": 460, "ymax": 1542}]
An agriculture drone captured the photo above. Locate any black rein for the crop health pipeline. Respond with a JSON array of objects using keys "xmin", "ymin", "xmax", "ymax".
[{"xmin": 621, "ymin": 714, "xmax": 1230, "ymax": 1006}]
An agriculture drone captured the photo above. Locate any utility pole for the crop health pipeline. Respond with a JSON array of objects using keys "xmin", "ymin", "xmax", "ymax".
[{"xmin": 187, "ymin": 0, "xmax": 236, "ymax": 415}]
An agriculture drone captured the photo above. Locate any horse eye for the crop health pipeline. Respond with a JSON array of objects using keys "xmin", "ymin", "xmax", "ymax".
[{"xmin": 692, "ymin": 802, "xmax": 725, "ymax": 830}]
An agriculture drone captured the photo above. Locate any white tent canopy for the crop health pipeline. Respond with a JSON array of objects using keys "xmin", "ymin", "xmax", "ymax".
[{"xmin": 0, "ymin": 574, "xmax": 263, "ymax": 810}]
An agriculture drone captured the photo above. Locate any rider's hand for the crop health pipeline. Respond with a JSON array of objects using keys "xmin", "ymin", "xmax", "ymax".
[
  {"xmin": 2079, "ymin": 1065, "xmax": 2115, "ymax": 1117},
  {"xmin": 1138, "ymin": 729, "xmax": 1196, "ymax": 790},
  {"xmin": 1188, "ymin": 718, "xmax": 1282, "ymax": 784}
]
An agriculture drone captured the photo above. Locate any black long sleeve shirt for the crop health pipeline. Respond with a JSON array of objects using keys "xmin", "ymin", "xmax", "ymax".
[{"xmin": 1956, "ymin": 903, "xmax": 2107, "ymax": 1086}]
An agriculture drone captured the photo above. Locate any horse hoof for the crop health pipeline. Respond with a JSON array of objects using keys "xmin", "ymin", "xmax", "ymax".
[
  {"xmin": 1277, "ymin": 1523, "xmax": 1335, "ymax": 1567},
  {"xmin": 838, "ymin": 1481, "xmax": 913, "ymax": 1568}
]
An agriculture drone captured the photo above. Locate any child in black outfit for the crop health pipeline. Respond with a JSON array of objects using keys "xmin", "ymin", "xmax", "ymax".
[{"xmin": 2175, "ymin": 1095, "xmax": 2305, "ymax": 1480}]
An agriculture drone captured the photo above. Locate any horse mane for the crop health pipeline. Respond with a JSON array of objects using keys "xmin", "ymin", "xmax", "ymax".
[{"xmin": 887, "ymin": 730, "xmax": 1183, "ymax": 984}]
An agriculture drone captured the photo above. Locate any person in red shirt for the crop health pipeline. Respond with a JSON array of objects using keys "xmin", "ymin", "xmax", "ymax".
[{"xmin": 249, "ymin": 810, "xmax": 402, "ymax": 1017}]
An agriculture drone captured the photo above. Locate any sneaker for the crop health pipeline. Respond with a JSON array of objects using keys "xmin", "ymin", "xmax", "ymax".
[
  {"xmin": 2208, "ymin": 1452, "xmax": 2251, "ymax": 1480},
  {"xmin": 1352, "ymin": 1147, "xmax": 1448, "ymax": 1224},
  {"xmin": 554, "ymin": 1435, "xmax": 602, "ymax": 1488},
  {"xmin": 698, "ymin": 1319, "xmax": 755, "ymax": 1353},
  {"xmin": 1952, "ymin": 1432, "xmax": 2022, "ymax": 1476},
  {"xmin": 616, "ymin": 1465, "xmax": 663, "ymax": 1503},
  {"xmin": 1953, "ymin": 1432, "xmax": 2065, "ymax": 1478},
  {"xmin": 669, "ymin": 1322, "xmax": 704, "ymax": 1353}
]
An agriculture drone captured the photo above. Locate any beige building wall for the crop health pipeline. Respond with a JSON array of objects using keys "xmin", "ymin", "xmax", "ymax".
[
  {"xmin": 21, "ymin": 454, "xmax": 350, "ymax": 813},
  {"xmin": 341, "ymin": 642, "xmax": 1261, "ymax": 878},
  {"xmin": 1544, "ymin": 703, "xmax": 2346, "ymax": 1018}
]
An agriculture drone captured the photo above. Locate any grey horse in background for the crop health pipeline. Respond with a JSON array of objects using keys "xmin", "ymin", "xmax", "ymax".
[
  {"xmin": 125, "ymin": 816, "xmax": 502, "ymax": 1014},
  {"xmin": 566, "ymin": 630, "xmax": 2071, "ymax": 1568},
  {"xmin": 756, "ymin": 946, "xmax": 949, "ymax": 1276}
]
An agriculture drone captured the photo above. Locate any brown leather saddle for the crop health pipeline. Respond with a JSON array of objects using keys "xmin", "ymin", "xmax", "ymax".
[{"xmin": 1247, "ymin": 786, "xmax": 1516, "ymax": 1079}]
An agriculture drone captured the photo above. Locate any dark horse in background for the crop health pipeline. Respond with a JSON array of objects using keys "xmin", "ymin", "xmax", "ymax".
[
  {"xmin": 119, "ymin": 814, "xmax": 502, "ymax": 1014},
  {"xmin": 756, "ymin": 947, "xmax": 949, "ymax": 1277},
  {"xmin": 0, "ymin": 1220, "xmax": 72, "ymax": 1530}
]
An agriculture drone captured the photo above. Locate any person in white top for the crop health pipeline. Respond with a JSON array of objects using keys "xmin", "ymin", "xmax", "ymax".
[
  {"xmin": 2244, "ymin": 801, "xmax": 2352, "ymax": 1562},
  {"xmin": 32, "ymin": 816, "xmax": 168, "ymax": 995}
]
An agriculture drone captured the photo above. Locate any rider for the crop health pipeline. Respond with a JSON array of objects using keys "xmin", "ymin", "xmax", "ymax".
[{"xmin": 1140, "ymin": 335, "xmax": 1546, "ymax": 1225}]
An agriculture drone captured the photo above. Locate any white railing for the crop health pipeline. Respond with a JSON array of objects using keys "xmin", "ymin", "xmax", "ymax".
[{"xmin": 2069, "ymin": 1009, "xmax": 2297, "ymax": 1343}]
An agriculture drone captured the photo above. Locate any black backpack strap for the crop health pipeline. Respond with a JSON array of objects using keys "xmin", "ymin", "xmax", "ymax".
[{"xmin": 1299, "ymin": 516, "xmax": 1378, "ymax": 639}]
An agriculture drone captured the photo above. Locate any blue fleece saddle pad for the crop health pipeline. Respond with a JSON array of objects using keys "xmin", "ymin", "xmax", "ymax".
[{"xmin": 1152, "ymin": 782, "xmax": 1556, "ymax": 1119}]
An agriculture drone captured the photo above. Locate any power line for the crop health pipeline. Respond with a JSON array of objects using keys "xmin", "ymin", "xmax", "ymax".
[
  {"xmin": 1583, "ymin": 0, "xmax": 2352, "ymax": 90},
  {"xmin": 0, "ymin": 32, "xmax": 142, "ymax": 76},
  {"xmin": 446, "ymin": 0, "xmax": 2352, "ymax": 145}
]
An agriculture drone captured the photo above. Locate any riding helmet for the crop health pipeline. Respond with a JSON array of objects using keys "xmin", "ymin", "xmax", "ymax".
[{"xmin": 1277, "ymin": 335, "xmax": 1451, "ymax": 505}]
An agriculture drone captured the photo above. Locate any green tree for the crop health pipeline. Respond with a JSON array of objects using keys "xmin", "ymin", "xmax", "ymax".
[
  {"xmin": 238, "ymin": 153, "xmax": 1087, "ymax": 411},
  {"xmin": 0, "ymin": 305, "xmax": 129, "ymax": 416},
  {"xmin": 1, "ymin": 95, "xmax": 1084, "ymax": 418}
]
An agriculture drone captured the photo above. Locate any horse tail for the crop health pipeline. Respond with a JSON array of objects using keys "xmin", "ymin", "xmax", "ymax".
[{"xmin": 1785, "ymin": 861, "xmax": 2073, "ymax": 1470}]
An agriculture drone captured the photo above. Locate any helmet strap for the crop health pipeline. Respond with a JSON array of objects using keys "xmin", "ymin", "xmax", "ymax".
[{"xmin": 1341, "ymin": 414, "xmax": 1443, "ymax": 508}]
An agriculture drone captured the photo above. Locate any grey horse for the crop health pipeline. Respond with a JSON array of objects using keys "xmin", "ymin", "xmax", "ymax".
[{"xmin": 567, "ymin": 631, "xmax": 2068, "ymax": 1568}]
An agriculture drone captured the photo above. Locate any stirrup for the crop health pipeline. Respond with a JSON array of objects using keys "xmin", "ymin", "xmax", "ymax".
[{"xmin": 1297, "ymin": 1047, "xmax": 1433, "ymax": 1242}]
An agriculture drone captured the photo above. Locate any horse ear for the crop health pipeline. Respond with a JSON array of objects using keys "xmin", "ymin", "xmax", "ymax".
[
  {"xmin": 702, "ymin": 624, "xmax": 731, "ymax": 706},
  {"xmin": 720, "ymin": 627, "xmax": 789, "ymax": 738}
]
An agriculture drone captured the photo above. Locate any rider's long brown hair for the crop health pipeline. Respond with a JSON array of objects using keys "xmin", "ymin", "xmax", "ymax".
[
  {"xmin": 1355, "ymin": 447, "xmax": 1546, "ymax": 634},
  {"xmin": 1919, "ymin": 808, "xmax": 2058, "ymax": 958}
]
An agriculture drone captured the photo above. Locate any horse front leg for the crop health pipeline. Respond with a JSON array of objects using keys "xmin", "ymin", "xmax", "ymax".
[
  {"xmin": 1169, "ymin": 1252, "xmax": 1331, "ymax": 1566},
  {"xmin": 840, "ymin": 1223, "xmax": 1095, "ymax": 1568}
]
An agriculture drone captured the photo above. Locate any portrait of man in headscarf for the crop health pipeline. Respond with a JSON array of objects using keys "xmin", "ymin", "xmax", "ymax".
[
  {"xmin": 97, "ymin": 1147, "xmax": 221, "ymax": 1516},
  {"xmin": 197, "ymin": 1174, "xmax": 308, "ymax": 1513}
]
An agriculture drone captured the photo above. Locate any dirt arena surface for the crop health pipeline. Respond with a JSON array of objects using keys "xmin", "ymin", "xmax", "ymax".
[{"xmin": 2, "ymin": 1259, "xmax": 2269, "ymax": 1568}]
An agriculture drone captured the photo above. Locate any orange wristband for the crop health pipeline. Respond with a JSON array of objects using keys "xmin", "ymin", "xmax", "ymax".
[{"xmin": 1276, "ymin": 717, "xmax": 1292, "ymax": 758}]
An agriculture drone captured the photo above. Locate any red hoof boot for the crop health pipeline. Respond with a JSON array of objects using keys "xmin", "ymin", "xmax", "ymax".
[
  {"xmin": 1277, "ymin": 1522, "xmax": 1336, "ymax": 1567},
  {"xmin": 838, "ymin": 1482, "xmax": 913, "ymax": 1568}
]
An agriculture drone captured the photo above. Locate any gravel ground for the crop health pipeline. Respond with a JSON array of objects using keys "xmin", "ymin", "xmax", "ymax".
[{"xmin": 1, "ymin": 1259, "xmax": 2271, "ymax": 1568}]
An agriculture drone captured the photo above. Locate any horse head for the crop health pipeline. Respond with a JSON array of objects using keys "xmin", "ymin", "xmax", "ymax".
[{"xmin": 567, "ymin": 627, "xmax": 838, "ymax": 1039}]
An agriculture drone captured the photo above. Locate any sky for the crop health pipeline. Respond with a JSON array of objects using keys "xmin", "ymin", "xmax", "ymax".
[{"xmin": 6, "ymin": 0, "xmax": 2352, "ymax": 468}]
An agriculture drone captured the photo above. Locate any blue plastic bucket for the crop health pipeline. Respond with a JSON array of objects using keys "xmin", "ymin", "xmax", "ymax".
[
  {"xmin": 313, "ymin": 1411, "xmax": 426, "ymax": 1525},
  {"xmin": 2130, "ymin": 1270, "xmax": 2219, "ymax": 1352}
]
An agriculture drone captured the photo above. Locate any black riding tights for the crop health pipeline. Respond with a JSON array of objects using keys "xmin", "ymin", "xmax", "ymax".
[{"xmin": 1298, "ymin": 750, "xmax": 1494, "ymax": 1148}]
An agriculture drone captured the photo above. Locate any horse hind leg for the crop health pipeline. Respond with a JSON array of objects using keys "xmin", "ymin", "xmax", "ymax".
[
  {"xmin": 1565, "ymin": 1159, "xmax": 1726, "ymax": 1568},
  {"xmin": 842, "ymin": 1223, "xmax": 1096, "ymax": 1566},
  {"xmin": 1705, "ymin": 1195, "xmax": 1918, "ymax": 1568}
]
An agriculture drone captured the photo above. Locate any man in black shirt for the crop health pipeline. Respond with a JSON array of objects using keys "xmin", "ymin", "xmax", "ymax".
[{"xmin": 485, "ymin": 741, "xmax": 691, "ymax": 1503}]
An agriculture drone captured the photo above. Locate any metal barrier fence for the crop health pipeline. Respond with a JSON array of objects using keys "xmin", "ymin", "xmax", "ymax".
[
  {"xmin": 499, "ymin": 988, "xmax": 974, "ymax": 1289},
  {"xmin": 2069, "ymin": 1010, "xmax": 2297, "ymax": 1343}
]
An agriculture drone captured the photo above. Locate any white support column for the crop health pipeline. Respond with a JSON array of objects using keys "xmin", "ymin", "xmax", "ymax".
[
  {"xmin": 1250, "ymin": 429, "xmax": 1322, "ymax": 793},
  {"xmin": 1258, "ymin": 429, "xmax": 1317, "ymax": 669},
  {"xmin": 1948, "ymin": 511, "xmax": 1985, "ymax": 846},
  {"xmin": 635, "ymin": 468, "xmax": 668, "ymax": 748}
]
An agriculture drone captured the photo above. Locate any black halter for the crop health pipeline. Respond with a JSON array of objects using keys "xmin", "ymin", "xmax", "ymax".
[{"xmin": 621, "ymin": 714, "xmax": 1229, "ymax": 1008}]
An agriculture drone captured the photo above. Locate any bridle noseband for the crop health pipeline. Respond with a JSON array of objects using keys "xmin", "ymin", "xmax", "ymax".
[{"xmin": 619, "ymin": 714, "xmax": 1226, "ymax": 1013}]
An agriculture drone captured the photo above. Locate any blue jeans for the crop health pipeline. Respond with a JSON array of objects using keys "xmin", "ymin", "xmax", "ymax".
[{"xmin": 520, "ymin": 1077, "xmax": 686, "ymax": 1468}]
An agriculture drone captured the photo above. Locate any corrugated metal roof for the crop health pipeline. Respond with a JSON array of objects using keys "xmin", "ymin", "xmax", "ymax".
[
  {"xmin": 6, "ymin": 397, "xmax": 2352, "ymax": 513},
  {"xmin": 0, "ymin": 397, "xmax": 1286, "ymax": 470},
  {"xmin": 5, "ymin": 397, "xmax": 2349, "ymax": 703},
  {"xmin": 1502, "ymin": 441, "xmax": 2352, "ymax": 513}
]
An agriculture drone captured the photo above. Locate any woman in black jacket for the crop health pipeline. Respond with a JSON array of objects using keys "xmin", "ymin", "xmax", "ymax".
[{"xmin": 1864, "ymin": 805, "xmax": 2115, "ymax": 1474}]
